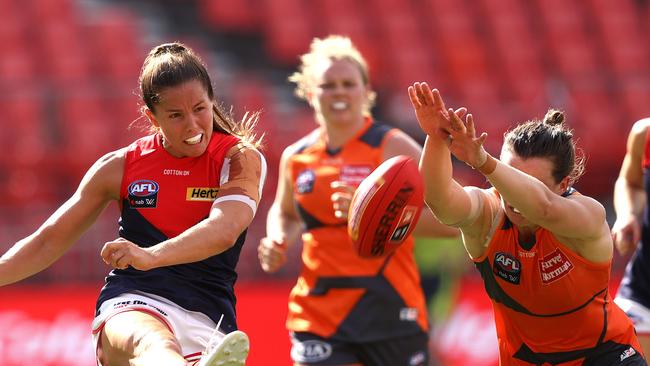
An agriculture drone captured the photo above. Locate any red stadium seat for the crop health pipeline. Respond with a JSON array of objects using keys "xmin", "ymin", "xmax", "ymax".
[
  {"xmin": 37, "ymin": 22, "xmax": 93, "ymax": 86},
  {"xmin": 0, "ymin": 8, "xmax": 37, "ymax": 84},
  {"xmin": 619, "ymin": 79, "xmax": 650, "ymax": 123},
  {"xmin": 259, "ymin": 0, "xmax": 314, "ymax": 64},
  {"xmin": 230, "ymin": 76, "xmax": 274, "ymax": 114},
  {"xmin": 586, "ymin": 0, "xmax": 650, "ymax": 78},
  {"xmin": 389, "ymin": 46, "xmax": 442, "ymax": 90},
  {"xmin": 568, "ymin": 85, "xmax": 627, "ymax": 179},
  {"xmin": 424, "ymin": 0, "xmax": 476, "ymax": 35},
  {"xmin": 533, "ymin": 0, "xmax": 603, "ymax": 80},
  {"xmin": 477, "ymin": 0, "xmax": 547, "ymax": 109},
  {"xmin": 313, "ymin": 0, "xmax": 384, "ymax": 79},
  {"xmin": 423, "ymin": 0, "xmax": 492, "ymax": 84},
  {"xmin": 0, "ymin": 48, "xmax": 37, "ymax": 85},
  {"xmin": 27, "ymin": 0, "xmax": 76, "ymax": 25},
  {"xmin": 0, "ymin": 89, "xmax": 49, "ymax": 167},
  {"xmin": 0, "ymin": 166, "xmax": 62, "ymax": 208},
  {"xmin": 198, "ymin": 0, "xmax": 260, "ymax": 33},
  {"xmin": 87, "ymin": 9, "xmax": 144, "ymax": 83},
  {"xmin": 108, "ymin": 94, "xmax": 148, "ymax": 147},
  {"xmin": 56, "ymin": 86, "xmax": 119, "ymax": 175}
]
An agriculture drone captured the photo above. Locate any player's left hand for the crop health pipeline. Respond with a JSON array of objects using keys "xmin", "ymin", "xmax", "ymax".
[
  {"xmin": 444, "ymin": 109, "xmax": 489, "ymax": 169},
  {"xmin": 100, "ymin": 238, "xmax": 156, "ymax": 271}
]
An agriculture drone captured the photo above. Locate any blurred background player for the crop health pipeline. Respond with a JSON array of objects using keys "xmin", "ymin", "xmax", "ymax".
[
  {"xmin": 409, "ymin": 82, "xmax": 645, "ymax": 365},
  {"xmin": 0, "ymin": 42, "xmax": 265, "ymax": 366},
  {"xmin": 613, "ymin": 118, "xmax": 650, "ymax": 355},
  {"xmin": 257, "ymin": 35, "xmax": 458, "ymax": 366}
]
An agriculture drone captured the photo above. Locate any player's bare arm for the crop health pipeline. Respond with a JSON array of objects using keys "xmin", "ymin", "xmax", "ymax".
[
  {"xmin": 258, "ymin": 143, "xmax": 304, "ymax": 273},
  {"xmin": 612, "ymin": 119, "xmax": 650, "ymax": 255},
  {"xmin": 409, "ymin": 83, "xmax": 477, "ymax": 229},
  {"xmin": 445, "ymin": 108, "xmax": 612, "ymax": 262},
  {"xmin": 0, "ymin": 149, "xmax": 124, "ymax": 286},
  {"xmin": 382, "ymin": 129, "xmax": 459, "ymax": 238}
]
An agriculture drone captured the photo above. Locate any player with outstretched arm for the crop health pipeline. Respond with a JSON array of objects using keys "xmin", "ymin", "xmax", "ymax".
[{"xmin": 409, "ymin": 81, "xmax": 645, "ymax": 365}]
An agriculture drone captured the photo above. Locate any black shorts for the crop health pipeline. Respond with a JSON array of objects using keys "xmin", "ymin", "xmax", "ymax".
[
  {"xmin": 289, "ymin": 331, "xmax": 428, "ymax": 366},
  {"xmin": 516, "ymin": 341, "xmax": 647, "ymax": 366},
  {"xmin": 583, "ymin": 342, "xmax": 647, "ymax": 366}
]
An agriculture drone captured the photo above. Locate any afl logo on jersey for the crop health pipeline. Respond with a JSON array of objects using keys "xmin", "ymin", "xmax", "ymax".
[
  {"xmin": 296, "ymin": 169, "xmax": 316, "ymax": 194},
  {"xmin": 493, "ymin": 252, "xmax": 521, "ymax": 285},
  {"xmin": 128, "ymin": 180, "xmax": 159, "ymax": 208}
]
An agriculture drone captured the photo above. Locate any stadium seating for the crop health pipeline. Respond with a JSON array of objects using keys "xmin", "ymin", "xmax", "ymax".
[
  {"xmin": 2, "ymin": 0, "xmax": 650, "ymax": 283},
  {"xmin": 198, "ymin": 0, "xmax": 260, "ymax": 33},
  {"xmin": 258, "ymin": 0, "xmax": 314, "ymax": 64}
]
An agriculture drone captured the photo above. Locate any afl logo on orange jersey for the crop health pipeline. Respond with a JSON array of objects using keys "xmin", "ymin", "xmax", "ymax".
[
  {"xmin": 128, "ymin": 180, "xmax": 159, "ymax": 208},
  {"xmin": 296, "ymin": 169, "xmax": 315, "ymax": 194},
  {"xmin": 493, "ymin": 252, "xmax": 521, "ymax": 284}
]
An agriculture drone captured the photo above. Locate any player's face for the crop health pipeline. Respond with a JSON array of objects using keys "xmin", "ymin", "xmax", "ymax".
[
  {"xmin": 309, "ymin": 58, "xmax": 370, "ymax": 127},
  {"xmin": 147, "ymin": 79, "xmax": 214, "ymax": 158},
  {"xmin": 499, "ymin": 149, "xmax": 565, "ymax": 229}
]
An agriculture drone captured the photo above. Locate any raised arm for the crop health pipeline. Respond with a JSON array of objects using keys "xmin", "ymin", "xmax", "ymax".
[
  {"xmin": 408, "ymin": 83, "xmax": 476, "ymax": 227},
  {"xmin": 382, "ymin": 128, "xmax": 459, "ymax": 238},
  {"xmin": 612, "ymin": 119, "xmax": 649, "ymax": 256},
  {"xmin": 0, "ymin": 150, "xmax": 122, "ymax": 286},
  {"xmin": 483, "ymin": 155, "xmax": 607, "ymax": 242},
  {"xmin": 443, "ymin": 108, "xmax": 611, "ymax": 262}
]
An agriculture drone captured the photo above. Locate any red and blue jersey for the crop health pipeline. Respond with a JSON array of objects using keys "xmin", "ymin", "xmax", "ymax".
[
  {"xmin": 619, "ymin": 125, "xmax": 650, "ymax": 312},
  {"xmin": 96, "ymin": 132, "xmax": 245, "ymax": 333}
]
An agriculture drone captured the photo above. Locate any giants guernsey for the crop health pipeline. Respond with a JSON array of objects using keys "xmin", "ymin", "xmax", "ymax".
[
  {"xmin": 618, "ymin": 125, "xmax": 650, "ymax": 311},
  {"xmin": 96, "ymin": 132, "xmax": 247, "ymax": 333},
  {"xmin": 286, "ymin": 119, "xmax": 428, "ymax": 342},
  {"xmin": 475, "ymin": 189, "xmax": 641, "ymax": 365}
]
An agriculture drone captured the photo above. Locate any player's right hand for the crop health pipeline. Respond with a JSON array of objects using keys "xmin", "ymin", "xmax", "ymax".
[
  {"xmin": 101, "ymin": 238, "xmax": 156, "ymax": 271},
  {"xmin": 408, "ymin": 83, "xmax": 469, "ymax": 142},
  {"xmin": 611, "ymin": 216, "xmax": 641, "ymax": 256},
  {"xmin": 258, "ymin": 237, "xmax": 287, "ymax": 273}
]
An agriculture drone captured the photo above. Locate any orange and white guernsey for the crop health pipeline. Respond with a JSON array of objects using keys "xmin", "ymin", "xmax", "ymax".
[
  {"xmin": 475, "ymin": 189, "xmax": 642, "ymax": 365},
  {"xmin": 286, "ymin": 118, "xmax": 428, "ymax": 342}
]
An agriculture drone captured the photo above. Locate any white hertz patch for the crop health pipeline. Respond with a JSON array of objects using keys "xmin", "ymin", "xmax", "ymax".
[{"xmin": 186, "ymin": 187, "xmax": 219, "ymax": 201}]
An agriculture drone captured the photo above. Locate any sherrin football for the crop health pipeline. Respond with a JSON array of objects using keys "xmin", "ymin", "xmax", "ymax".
[{"xmin": 347, "ymin": 155, "xmax": 424, "ymax": 258}]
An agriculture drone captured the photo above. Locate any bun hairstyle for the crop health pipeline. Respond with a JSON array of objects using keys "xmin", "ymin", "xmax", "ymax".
[
  {"xmin": 504, "ymin": 108, "xmax": 585, "ymax": 184},
  {"xmin": 543, "ymin": 109, "xmax": 566, "ymax": 126}
]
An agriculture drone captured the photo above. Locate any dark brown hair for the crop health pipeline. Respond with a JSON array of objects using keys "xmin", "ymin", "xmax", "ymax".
[
  {"xmin": 139, "ymin": 42, "xmax": 261, "ymax": 147},
  {"xmin": 503, "ymin": 109, "xmax": 585, "ymax": 184}
]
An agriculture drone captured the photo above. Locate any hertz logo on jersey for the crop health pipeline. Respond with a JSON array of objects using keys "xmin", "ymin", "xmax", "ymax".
[{"xmin": 186, "ymin": 187, "xmax": 219, "ymax": 201}]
